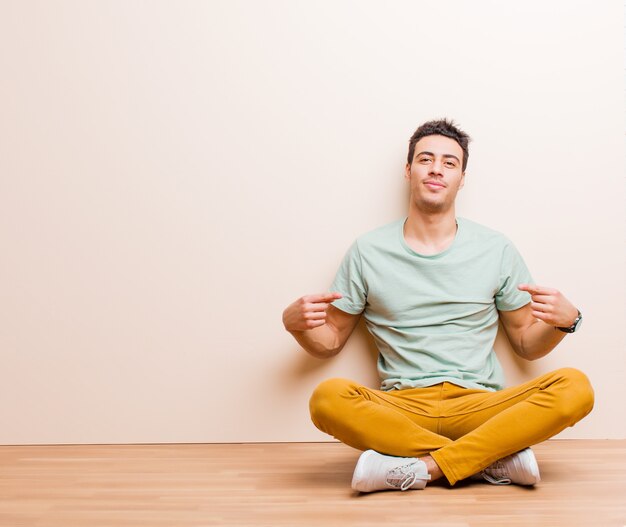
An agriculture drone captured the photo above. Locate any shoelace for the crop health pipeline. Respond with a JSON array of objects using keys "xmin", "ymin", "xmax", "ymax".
[
  {"xmin": 386, "ymin": 462, "xmax": 431, "ymax": 491},
  {"xmin": 480, "ymin": 461, "xmax": 512, "ymax": 485}
]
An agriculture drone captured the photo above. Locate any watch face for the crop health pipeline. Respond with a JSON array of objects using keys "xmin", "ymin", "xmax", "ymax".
[{"xmin": 573, "ymin": 317, "xmax": 582, "ymax": 332}]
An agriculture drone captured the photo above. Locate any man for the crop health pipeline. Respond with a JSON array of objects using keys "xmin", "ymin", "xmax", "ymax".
[{"xmin": 282, "ymin": 119, "xmax": 594, "ymax": 492}]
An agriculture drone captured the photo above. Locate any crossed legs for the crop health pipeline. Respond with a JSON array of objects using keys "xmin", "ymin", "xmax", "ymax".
[{"xmin": 309, "ymin": 368, "xmax": 594, "ymax": 485}]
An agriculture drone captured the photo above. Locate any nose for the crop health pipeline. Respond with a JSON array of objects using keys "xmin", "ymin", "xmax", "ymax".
[{"xmin": 429, "ymin": 158, "xmax": 444, "ymax": 176}]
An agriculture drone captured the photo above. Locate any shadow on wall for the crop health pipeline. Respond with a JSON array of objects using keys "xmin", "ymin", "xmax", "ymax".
[{"xmin": 281, "ymin": 318, "xmax": 379, "ymax": 389}]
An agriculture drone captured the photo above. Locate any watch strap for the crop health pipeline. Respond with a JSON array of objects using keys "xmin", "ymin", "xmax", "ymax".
[{"xmin": 557, "ymin": 310, "xmax": 582, "ymax": 333}]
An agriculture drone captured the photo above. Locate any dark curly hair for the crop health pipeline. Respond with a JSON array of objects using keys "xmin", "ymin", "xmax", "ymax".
[{"xmin": 407, "ymin": 119, "xmax": 471, "ymax": 171}]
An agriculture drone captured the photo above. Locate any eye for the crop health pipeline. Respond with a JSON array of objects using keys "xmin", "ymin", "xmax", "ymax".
[
  {"xmin": 418, "ymin": 157, "xmax": 432, "ymax": 164},
  {"xmin": 444, "ymin": 161, "xmax": 457, "ymax": 168}
]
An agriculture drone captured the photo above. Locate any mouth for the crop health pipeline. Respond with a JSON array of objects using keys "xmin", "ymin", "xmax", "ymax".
[{"xmin": 424, "ymin": 180, "xmax": 446, "ymax": 189}]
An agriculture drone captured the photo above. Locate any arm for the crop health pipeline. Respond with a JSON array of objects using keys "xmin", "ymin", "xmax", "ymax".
[
  {"xmin": 282, "ymin": 292, "xmax": 361, "ymax": 359},
  {"xmin": 498, "ymin": 283, "xmax": 580, "ymax": 361}
]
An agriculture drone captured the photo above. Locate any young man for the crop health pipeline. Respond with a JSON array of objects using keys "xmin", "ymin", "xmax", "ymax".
[{"xmin": 282, "ymin": 119, "xmax": 594, "ymax": 492}]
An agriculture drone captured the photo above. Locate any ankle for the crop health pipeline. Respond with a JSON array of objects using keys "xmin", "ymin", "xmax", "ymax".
[{"xmin": 421, "ymin": 455, "xmax": 444, "ymax": 481}]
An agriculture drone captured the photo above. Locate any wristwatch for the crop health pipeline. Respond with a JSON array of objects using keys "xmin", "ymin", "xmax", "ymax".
[{"xmin": 557, "ymin": 310, "xmax": 582, "ymax": 333}]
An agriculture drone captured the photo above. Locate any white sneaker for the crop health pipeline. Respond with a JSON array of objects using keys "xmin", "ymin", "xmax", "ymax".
[
  {"xmin": 351, "ymin": 450, "xmax": 431, "ymax": 492},
  {"xmin": 477, "ymin": 448, "xmax": 541, "ymax": 486}
]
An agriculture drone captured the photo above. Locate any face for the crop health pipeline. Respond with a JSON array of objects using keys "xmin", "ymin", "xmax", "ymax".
[{"xmin": 405, "ymin": 134, "xmax": 465, "ymax": 214}]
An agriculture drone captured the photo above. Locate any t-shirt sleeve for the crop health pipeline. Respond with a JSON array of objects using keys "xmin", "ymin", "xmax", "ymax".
[
  {"xmin": 329, "ymin": 240, "xmax": 367, "ymax": 315},
  {"xmin": 495, "ymin": 241, "xmax": 534, "ymax": 311}
]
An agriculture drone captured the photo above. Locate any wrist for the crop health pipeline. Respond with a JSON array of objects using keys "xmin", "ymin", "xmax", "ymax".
[{"xmin": 556, "ymin": 310, "xmax": 582, "ymax": 333}]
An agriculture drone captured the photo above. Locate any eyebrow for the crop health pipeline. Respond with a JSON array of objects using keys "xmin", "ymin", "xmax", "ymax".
[{"xmin": 416, "ymin": 151, "xmax": 461, "ymax": 163}]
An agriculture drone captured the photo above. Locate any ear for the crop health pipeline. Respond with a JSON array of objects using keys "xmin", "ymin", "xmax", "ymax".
[
  {"xmin": 459, "ymin": 171, "xmax": 466, "ymax": 189},
  {"xmin": 404, "ymin": 163, "xmax": 411, "ymax": 181}
]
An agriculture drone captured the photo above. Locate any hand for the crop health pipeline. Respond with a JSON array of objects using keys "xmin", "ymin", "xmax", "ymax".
[
  {"xmin": 517, "ymin": 284, "xmax": 579, "ymax": 328},
  {"xmin": 282, "ymin": 292, "xmax": 343, "ymax": 332}
]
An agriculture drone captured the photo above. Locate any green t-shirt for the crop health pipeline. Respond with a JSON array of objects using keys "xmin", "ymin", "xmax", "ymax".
[{"xmin": 330, "ymin": 217, "xmax": 533, "ymax": 392}]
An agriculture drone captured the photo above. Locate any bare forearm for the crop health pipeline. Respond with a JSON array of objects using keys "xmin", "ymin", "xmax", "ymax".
[
  {"xmin": 518, "ymin": 320, "xmax": 567, "ymax": 360},
  {"xmin": 506, "ymin": 284, "xmax": 580, "ymax": 360},
  {"xmin": 283, "ymin": 292, "xmax": 355, "ymax": 359},
  {"xmin": 289, "ymin": 325, "xmax": 341, "ymax": 359}
]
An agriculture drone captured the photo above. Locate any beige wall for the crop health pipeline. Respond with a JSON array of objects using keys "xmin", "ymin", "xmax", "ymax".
[{"xmin": 1, "ymin": 0, "xmax": 624, "ymax": 444}]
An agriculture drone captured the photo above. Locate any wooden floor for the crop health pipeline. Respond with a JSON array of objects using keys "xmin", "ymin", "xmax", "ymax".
[{"xmin": 0, "ymin": 440, "xmax": 625, "ymax": 527}]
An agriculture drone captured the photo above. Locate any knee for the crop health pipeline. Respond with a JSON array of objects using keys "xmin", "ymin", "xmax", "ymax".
[
  {"xmin": 552, "ymin": 367, "xmax": 595, "ymax": 422},
  {"xmin": 309, "ymin": 377, "xmax": 356, "ymax": 430}
]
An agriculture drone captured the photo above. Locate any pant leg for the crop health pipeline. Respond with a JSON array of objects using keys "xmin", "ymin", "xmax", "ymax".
[
  {"xmin": 309, "ymin": 377, "xmax": 453, "ymax": 457},
  {"xmin": 431, "ymin": 367, "xmax": 595, "ymax": 485}
]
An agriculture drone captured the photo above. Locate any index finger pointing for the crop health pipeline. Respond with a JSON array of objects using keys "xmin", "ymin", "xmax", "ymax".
[
  {"xmin": 306, "ymin": 292, "xmax": 343, "ymax": 304},
  {"xmin": 518, "ymin": 284, "xmax": 556, "ymax": 296}
]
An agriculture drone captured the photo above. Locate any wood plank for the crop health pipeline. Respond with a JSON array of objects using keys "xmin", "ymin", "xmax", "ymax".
[{"xmin": 0, "ymin": 440, "xmax": 624, "ymax": 526}]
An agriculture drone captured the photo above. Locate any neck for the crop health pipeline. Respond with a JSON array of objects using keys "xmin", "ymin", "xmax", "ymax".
[{"xmin": 403, "ymin": 205, "xmax": 458, "ymax": 255}]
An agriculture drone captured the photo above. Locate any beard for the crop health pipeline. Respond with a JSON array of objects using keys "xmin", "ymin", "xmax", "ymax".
[{"xmin": 412, "ymin": 194, "xmax": 453, "ymax": 214}]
